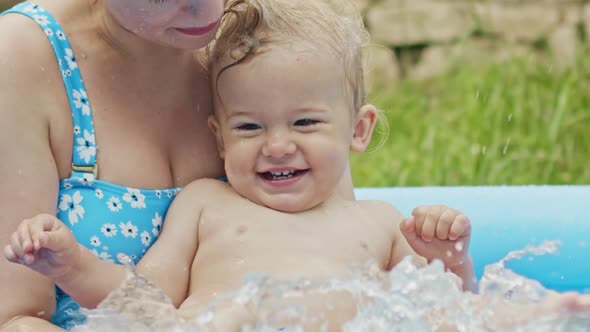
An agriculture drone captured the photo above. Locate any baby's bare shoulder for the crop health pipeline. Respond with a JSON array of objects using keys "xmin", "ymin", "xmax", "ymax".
[
  {"xmin": 179, "ymin": 178, "xmax": 233, "ymax": 200},
  {"xmin": 359, "ymin": 201, "xmax": 404, "ymax": 236},
  {"xmin": 357, "ymin": 200, "xmax": 404, "ymax": 226}
]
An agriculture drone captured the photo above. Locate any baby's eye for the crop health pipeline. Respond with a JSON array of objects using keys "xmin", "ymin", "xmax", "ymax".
[
  {"xmin": 294, "ymin": 118, "xmax": 320, "ymax": 126},
  {"xmin": 236, "ymin": 123, "xmax": 261, "ymax": 131}
]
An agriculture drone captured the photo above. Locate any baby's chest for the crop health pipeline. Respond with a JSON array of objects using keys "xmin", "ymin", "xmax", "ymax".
[{"xmin": 200, "ymin": 211, "xmax": 393, "ymax": 268}]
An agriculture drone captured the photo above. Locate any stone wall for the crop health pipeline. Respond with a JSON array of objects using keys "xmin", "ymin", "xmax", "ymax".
[{"xmin": 357, "ymin": 0, "xmax": 590, "ymax": 91}]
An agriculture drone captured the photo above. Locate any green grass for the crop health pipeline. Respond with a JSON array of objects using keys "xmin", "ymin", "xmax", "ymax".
[{"xmin": 352, "ymin": 52, "xmax": 590, "ymax": 187}]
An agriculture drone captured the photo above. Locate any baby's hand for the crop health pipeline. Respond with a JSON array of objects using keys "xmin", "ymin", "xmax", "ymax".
[
  {"xmin": 3, "ymin": 214, "xmax": 80, "ymax": 279},
  {"xmin": 400, "ymin": 205, "xmax": 471, "ymax": 268}
]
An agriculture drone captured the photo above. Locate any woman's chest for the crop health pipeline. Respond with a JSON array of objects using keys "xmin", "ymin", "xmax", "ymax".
[{"xmin": 49, "ymin": 77, "xmax": 223, "ymax": 188}]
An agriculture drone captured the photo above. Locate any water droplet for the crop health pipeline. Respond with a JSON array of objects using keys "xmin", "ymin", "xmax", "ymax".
[{"xmin": 502, "ymin": 138, "xmax": 511, "ymax": 155}]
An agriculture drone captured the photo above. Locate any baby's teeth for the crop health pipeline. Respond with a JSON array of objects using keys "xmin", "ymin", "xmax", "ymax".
[{"xmin": 270, "ymin": 170, "xmax": 294, "ymax": 176}]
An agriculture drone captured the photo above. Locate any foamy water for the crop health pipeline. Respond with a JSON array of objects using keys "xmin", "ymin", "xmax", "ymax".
[{"xmin": 70, "ymin": 241, "xmax": 590, "ymax": 332}]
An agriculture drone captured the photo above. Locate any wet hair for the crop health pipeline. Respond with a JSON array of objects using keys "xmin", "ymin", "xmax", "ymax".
[{"xmin": 207, "ymin": 0, "xmax": 369, "ymax": 112}]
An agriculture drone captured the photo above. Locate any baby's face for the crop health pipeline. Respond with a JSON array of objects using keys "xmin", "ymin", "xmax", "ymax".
[
  {"xmin": 104, "ymin": 0, "xmax": 223, "ymax": 49},
  {"xmin": 210, "ymin": 43, "xmax": 357, "ymax": 213}
]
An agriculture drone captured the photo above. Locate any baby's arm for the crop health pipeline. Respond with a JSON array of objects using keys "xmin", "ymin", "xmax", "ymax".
[
  {"xmin": 133, "ymin": 180, "xmax": 216, "ymax": 307},
  {"xmin": 3, "ymin": 213, "xmax": 127, "ymax": 308},
  {"xmin": 398, "ymin": 205, "xmax": 476, "ymax": 292},
  {"xmin": 365, "ymin": 202, "xmax": 428, "ymax": 269}
]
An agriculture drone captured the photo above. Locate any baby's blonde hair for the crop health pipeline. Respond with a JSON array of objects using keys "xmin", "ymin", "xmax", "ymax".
[{"xmin": 208, "ymin": 0, "xmax": 369, "ymax": 111}]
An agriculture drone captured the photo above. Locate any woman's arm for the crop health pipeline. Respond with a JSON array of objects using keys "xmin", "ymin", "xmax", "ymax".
[
  {"xmin": 1, "ymin": 316, "xmax": 66, "ymax": 332},
  {"xmin": 0, "ymin": 47, "xmax": 60, "ymax": 328},
  {"xmin": 0, "ymin": 15, "xmax": 71, "ymax": 327}
]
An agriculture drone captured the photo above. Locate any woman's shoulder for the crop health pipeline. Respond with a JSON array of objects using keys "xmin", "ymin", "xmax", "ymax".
[
  {"xmin": 0, "ymin": 12, "xmax": 68, "ymax": 115},
  {"xmin": 0, "ymin": 11, "xmax": 54, "ymax": 67}
]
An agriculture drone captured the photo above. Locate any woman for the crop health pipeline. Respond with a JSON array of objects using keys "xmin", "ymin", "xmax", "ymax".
[{"xmin": 0, "ymin": 0, "xmax": 229, "ymax": 330}]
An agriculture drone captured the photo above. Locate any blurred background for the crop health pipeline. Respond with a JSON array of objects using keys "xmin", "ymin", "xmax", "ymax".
[{"xmin": 2, "ymin": 0, "xmax": 589, "ymax": 186}]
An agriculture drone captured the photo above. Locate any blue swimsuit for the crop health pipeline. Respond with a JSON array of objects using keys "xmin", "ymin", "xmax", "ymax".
[{"xmin": 2, "ymin": 2, "xmax": 181, "ymax": 329}]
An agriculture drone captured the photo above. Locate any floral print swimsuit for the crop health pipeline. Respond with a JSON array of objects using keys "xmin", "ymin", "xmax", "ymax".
[{"xmin": 2, "ymin": 2, "xmax": 181, "ymax": 329}]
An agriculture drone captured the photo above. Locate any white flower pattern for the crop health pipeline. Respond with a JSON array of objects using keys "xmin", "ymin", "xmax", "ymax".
[
  {"xmin": 23, "ymin": 4, "xmax": 42, "ymax": 14},
  {"xmin": 152, "ymin": 212, "xmax": 163, "ymax": 236},
  {"xmin": 33, "ymin": 14, "xmax": 49, "ymax": 26},
  {"xmin": 95, "ymin": 189, "xmax": 104, "ymax": 199},
  {"xmin": 120, "ymin": 221, "xmax": 138, "ymax": 238},
  {"xmin": 64, "ymin": 48, "xmax": 78, "ymax": 70},
  {"xmin": 106, "ymin": 197, "xmax": 123, "ymax": 212},
  {"xmin": 140, "ymin": 231, "xmax": 151, "ymax": 247},
  {"xmin": 72, "ymin": 89, "xmax": 90, "ymax": 115},
  {"xmin": 76, "ymin": 130, "xmax": 96, "ymax": 163},
  {"xmin": 58, "ymin": 191, "xmax": 85, "ymax": 225},
  {"xmin": 101, "ymin": 223, "xmax": 118, "ymax": 237},
  {"xmin": 90, "ymin": 236, "xmax": 101, "ymax": 247},
  {"xmin": 123, "ymin": 189, "xmax": 146, "ymax": 209},
  {"xmin": 79, "ymin": 173, "xmax": 94, "ymax": 186}
]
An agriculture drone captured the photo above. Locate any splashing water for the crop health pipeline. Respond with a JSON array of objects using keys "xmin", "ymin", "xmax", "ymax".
[{"xmin": 70, "ymin": 241, "xmax": 590, "ymax": 332}]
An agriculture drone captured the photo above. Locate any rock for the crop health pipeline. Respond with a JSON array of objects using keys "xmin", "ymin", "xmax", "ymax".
[
  {"xmin": 363, "ymin": 44, "xmax": 400, "ymax": 93},
  {"xmin": 584, "ymin": 4, "xmax": 590, "ymax": 43},
  {"xmin": 408, "ymin": 45, "xmax": 449, "ymax": 80},
  {"xmin": 367, "ymin": 0, "xmax": 476, "ymax": 46},
  {"xmin": 548, "ymin": 24, "xmax": 578, "ymax": 68},
  {"xmin": 475, "ymin": 2, "xmax": 561, "ymax": 42}
]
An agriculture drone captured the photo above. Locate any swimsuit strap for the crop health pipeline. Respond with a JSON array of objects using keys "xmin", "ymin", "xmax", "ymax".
[{"xmin": 2, "ymin": 2, "xmax": 98, "ymax": 179}]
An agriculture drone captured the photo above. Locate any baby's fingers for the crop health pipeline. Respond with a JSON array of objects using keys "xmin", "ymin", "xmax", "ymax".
[
  {"xmin": 9, "ymin": 231, "xmax": 34, "ymax": 264},
  {"xmin": 29, "ymin": 216, "xmax": 57, "ymax": 250},
  {"xmin": 17, "ymin": 220, "xmax": 35, "ymax": 252},
  {"xmin": 39, "ymin": 229, "xmax": 69, "ymax": 253},
  {"xmin": 448, "ymin": 214, "xmax": 471, "ymax": 240},
  {"xmin": 435, "ymin": 210, "xmax": 455, "ymax": 240},
  {"xmin": 3, "ymin": 242, "xmax": 18, "ymax": 262}
]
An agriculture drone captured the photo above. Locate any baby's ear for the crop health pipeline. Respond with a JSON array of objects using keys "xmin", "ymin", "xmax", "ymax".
[
  {"xmin": 207, "ymin": 115, "xmax": 225, "ymax": 159},
  {"xmin": 350, "ymin": 104, "xmax": 378, "ymax": 153}
]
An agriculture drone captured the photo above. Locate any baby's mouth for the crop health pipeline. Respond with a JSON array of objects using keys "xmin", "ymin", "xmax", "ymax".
[{"xmin": 258, "ymin": 169, "xmax": 309, "ymax": 181}]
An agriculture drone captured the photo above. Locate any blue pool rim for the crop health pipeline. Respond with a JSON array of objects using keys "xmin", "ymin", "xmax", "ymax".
[{"xmin": 354, "ymin": 185, "xmax": 590, "ymax": 293}]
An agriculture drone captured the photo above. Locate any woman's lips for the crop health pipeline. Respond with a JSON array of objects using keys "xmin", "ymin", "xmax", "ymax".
[{"xmin": 174, "ymin": 21, "xmax": 218, "ymax": 36}]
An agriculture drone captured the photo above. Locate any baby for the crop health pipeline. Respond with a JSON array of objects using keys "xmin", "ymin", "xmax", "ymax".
[{"xmin": 9, "ymin": 0, "xmax": 585, "ymax": 331}]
